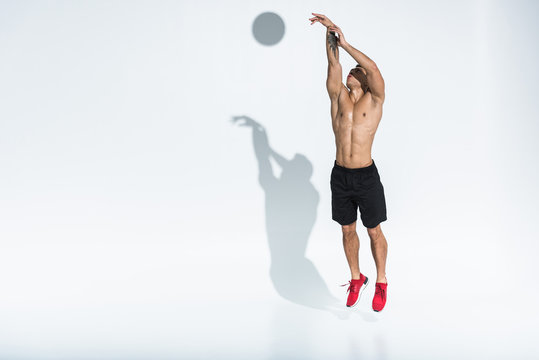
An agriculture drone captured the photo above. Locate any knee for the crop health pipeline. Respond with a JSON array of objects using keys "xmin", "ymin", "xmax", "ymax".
[
  {"xmin": 341, "ymin": 222, "xmax": 357, "ymax": 238},
  {"xmin": 367, "ymin": 224, "xmax": 383, "ymax": 240}
]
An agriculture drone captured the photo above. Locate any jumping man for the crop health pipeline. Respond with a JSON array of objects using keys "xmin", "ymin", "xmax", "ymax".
[{"xmin": 309, "ymin": 13, "xmax": 388, "ymax": 312}]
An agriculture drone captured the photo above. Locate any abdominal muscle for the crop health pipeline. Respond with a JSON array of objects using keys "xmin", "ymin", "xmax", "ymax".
[{"xmin": 332, "ymin": 91, "xmax": 382, "ymax": 169}]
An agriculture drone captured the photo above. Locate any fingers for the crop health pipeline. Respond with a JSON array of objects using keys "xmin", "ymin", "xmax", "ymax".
[
  {"xmin": 311, "ymin": 13, "xmax": 327, "ymax": 21},
  {"xmin": 309, "ymin": 13, "xmax": 333, "ymax": 27},
  {"xmin": 309, "ymin": 15, "xmax": 321, "ymax": 25},
  {"xmin": 329, "ymin": 26, "xmax": 343, "ymax": 36}
]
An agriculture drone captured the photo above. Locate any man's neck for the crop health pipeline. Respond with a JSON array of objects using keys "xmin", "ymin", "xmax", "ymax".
[{"xmin": 348, "ymin": 88, "xmax": 365, "ymax": 103}]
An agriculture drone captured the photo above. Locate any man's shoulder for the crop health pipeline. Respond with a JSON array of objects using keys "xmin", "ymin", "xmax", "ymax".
[
  {"xmin": 336, "ymin": 86, "xmax": 351, "ymax": 104},
  {"xmin": 370, "ymin": 92, "xmax": 385, "ymax": 106}
]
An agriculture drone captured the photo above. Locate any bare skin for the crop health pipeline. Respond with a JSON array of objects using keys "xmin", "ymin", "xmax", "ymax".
[{"xmin": 310, "ymin": 13, "xmax": 388, "ymax": 284}]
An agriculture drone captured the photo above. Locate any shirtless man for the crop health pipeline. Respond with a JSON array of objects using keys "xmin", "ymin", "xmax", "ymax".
[{"xmin": 310, "ymin": 13, "xmax": 388, "ymax": 312}]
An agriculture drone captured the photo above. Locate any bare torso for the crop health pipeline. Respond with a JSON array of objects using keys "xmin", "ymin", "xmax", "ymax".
[{"xmin": 331, "ymin": 86, "xmax": 383, "ymax": 168}]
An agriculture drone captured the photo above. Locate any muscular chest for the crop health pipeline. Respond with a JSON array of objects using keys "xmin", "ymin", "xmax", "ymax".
[{"xmin": 336, "ymin": 95, "xmax": 378, "ymax": 127}]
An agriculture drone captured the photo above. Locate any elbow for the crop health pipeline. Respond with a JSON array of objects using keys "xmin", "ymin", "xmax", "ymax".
[{"xmin": 365, "ymin": 62, "xmax": 379, "ymax": 73}]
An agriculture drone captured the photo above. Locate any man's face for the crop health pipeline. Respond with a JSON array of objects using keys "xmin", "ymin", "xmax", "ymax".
[
  {"xmin": 348, "ymin": 65, "xmax": 366, "ymax": 82},
  {"xmin": 347, "ymin": 65, "xmax": 369, "ymax": 92}
]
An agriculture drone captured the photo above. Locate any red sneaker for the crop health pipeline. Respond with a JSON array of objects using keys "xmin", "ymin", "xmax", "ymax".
[
  {"xmin": 372, "ymin": 281, "xmax": 388, "ymax": 312},
  {"xmin": 341, "ymin": 273, "xmax": 369, "ymax": 307}
]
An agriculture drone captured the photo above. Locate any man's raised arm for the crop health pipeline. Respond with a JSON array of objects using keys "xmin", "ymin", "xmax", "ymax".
[
  {"xmin": 310, "ymin": 13, "xmax": 343, "ymax": 101},
  {"xmin": 326, "ymin": 27, "xmax": 343, "ymax": 100},
  {"xmin": 342, "ymin": 43, "xmax": 385, "ymax": 103}
]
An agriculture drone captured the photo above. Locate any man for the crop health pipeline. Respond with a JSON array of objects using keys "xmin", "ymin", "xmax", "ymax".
[{"xmin": 309, "ymin": 13, "xmax": 388, "ymax": 312}]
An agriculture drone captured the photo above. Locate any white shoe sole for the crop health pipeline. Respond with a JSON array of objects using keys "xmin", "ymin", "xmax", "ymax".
[{"xmin": 347, "ymin": 277, "xmax": 369, "ymax": 308}]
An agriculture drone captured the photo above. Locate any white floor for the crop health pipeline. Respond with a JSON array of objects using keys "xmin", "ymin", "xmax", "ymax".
[{"xmin": 1, "ymin": 234, "xmax": 537, "ymax": 359}]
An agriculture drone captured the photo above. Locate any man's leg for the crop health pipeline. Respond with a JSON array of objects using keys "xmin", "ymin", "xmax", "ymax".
[
  {"xmin": 342, "ymin": 221, "xmax": 361, "ymax": 280},
  {"xmin": 367, "ymin": 224, "xmax": 388, "ymax": 283}
]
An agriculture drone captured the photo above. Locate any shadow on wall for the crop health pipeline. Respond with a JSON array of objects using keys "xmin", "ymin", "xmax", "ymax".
[{"xmin": 232, "ymin": 115, "xmax": 340, "ymax": 313}]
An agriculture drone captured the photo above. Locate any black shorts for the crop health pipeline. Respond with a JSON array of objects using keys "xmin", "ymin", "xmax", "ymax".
[{"xmin": 330, "ymin": 159, "xmax": 387, "ymax": 228}]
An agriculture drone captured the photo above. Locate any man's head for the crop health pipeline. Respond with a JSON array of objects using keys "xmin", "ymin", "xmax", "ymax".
[{"xmin": 346, "ymin": 64, "xmax": 369, "ymax": 93}]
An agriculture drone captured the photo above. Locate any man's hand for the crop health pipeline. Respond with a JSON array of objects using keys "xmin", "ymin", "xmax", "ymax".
[
  {"xmin": 328, "ymin": 24, "xmax": 348, "ymax": 48},
  {"xmin": 309, "ymin": 13, "xmax": 335, "ymax": 28},
  {"xmin": 310, "ymin": 13, "xmax": 348, "ymax": 48}
]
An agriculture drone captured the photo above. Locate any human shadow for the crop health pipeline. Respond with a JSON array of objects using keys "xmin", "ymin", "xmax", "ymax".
[{"xmin": 231, "ymin": 115, "xmax": 345, "ymax": 314}]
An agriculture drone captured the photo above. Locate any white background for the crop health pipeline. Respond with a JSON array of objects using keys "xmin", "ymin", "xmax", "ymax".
[{"xmin": 1, "ymin": 0, "xmax": 538, "ymax": 358}]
